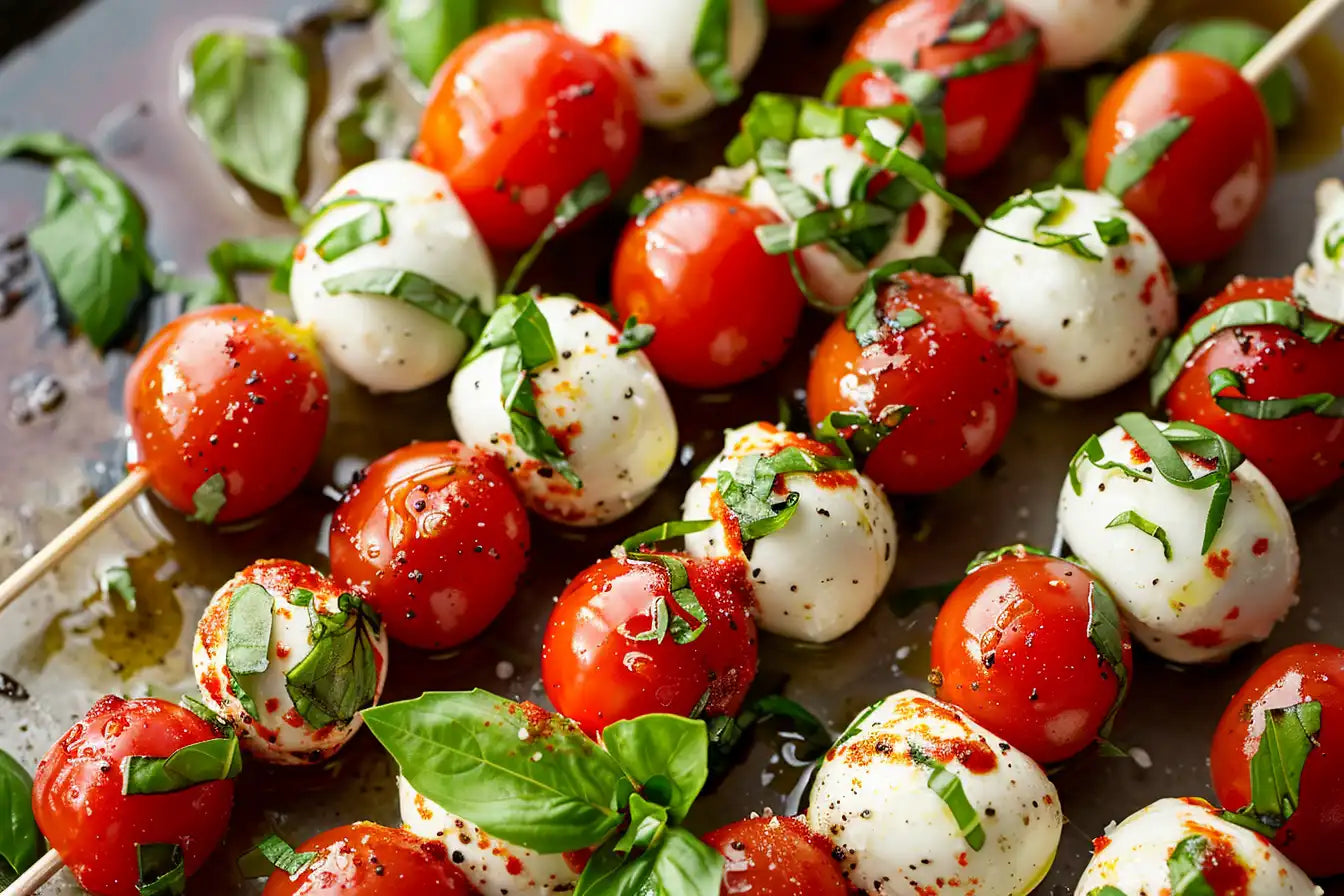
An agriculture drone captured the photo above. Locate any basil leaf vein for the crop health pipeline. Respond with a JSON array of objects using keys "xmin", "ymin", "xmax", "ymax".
[{"xmin": 285, "ymin": 593, "xmax": 383, "ymax": 728}]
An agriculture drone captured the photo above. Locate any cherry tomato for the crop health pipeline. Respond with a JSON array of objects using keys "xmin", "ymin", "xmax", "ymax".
[
  {"xmin": 126, "ymin": 305, "xmax": 328, "ymax": 524},
  {"xmin": 611, "ymin": 179, "xmax": 805, "ymax": 388},
  {"xmin": 702, "ymin": 816, "xmax": 849, "ymax": 896},
  {"xmin": 929, "ymin": 548, "xmax": 1133, "ymax": 765},
  {"xmin": 1210, "ymin": 643, "xmax": 1344, "ymax": 877},
  {"xmin": 839, "ymin": 0, "xmax": 1042, "ymax": 177},
  {"xmin": 329, "ymin": 441, "xmax": 531, "ymax": 650},
  {"xmin": 262, "ymin": 823, "xmax": 473, "ymax": 895},
  {"xmin": 31, "ymin": 696, "xmax": 234, "ymax": 896},
  {"xmin": 541, "ymin": 553, "xmax": 758, "ymax": 735},
  {"xmin": 767, "ymin": 0, "xmax": 844, "ymax": 14},
  {"xmin": 805, "ymin": 272, "xmax": 1017, "ymax": 494},
  {"xmin": 1163, "ymin": 277, "xmax": 1344, "ymax": 503},
  {"xmin": 1084, "ymin": 51, "xmax": 1274, "ymax": 265},
  {"xmin": 414, "ymin": 20, "xmax": 641, "ymax": 250}
]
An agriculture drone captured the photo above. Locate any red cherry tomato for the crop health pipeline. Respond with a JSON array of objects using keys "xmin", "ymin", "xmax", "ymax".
[
  {"xmin": 1210, "ymin": 643, "xmax": 1344, "ymax": 877},
  {"xmin": 840, "ymin": 0, "xmax": 1042, "ymax": 177},
  {"xmin": 1084, "ymin": 52, "xmax": 1274, "ymax": 265},
  {"xmin": 31, "ymin": 696, "xmax": 234, "ymax": 896},
  {"xmin": 768, "ymin": 0, "xmax": 844, "ymax": 14},
  {"xmin": 702, "ymin": 816, "xmax": 849, "ymax": 896},
  {"xmin": 261, "ymin": 823, "xmax": 473, "ymax": 895},
  {"xmin": 611, "ymin": 180, "xmax": 805, "ymax": 388},
  {"xmin": 329, "ymin": 442, "xmax": 531, "ymax": 650},
  {"xmin": 930, "ymin": 548, "xmax": 1133, "ymax": 765},
  {"xmin": 125, "ymin": 305, "xmax": 328, "ymax": 524},
  {"xmin": 414, "ymin": 20, "xmax": 641, "ymax": 250},
  {"xmin": 541, "ymin": 554, "xmax": 758, "ymax": 735},
  {"xmin": 805, "ymin": 272, "xmax": 1017, "ymax": 494},
  {"xmin": 1163, "ymin": 277, "xmax": 1344, "ymax": 503}
]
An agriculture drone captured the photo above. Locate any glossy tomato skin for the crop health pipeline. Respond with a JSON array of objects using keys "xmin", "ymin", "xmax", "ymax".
[
  {"xmin": 1164, "ymin": 277, "xmax": 1344, "ymax": 503},
  {"xmin": 414, "ymin": 20, "xmax": 641, "ymax": 249},
  {"xmin": 702, "ymin": 816, "xmax": 849, "ymax": 896},
  {"xmin": 806, "ymin": 272, "xmax": 1017, "ymax": 494},
  {"xmin": 329, "ymin": 441, "xmax": 530, "ymax": 650},
  {"xmin": 840, "ymin": 0, "xmax": 1042, "ymax": 177},
  {"xmin": 125, "ymin": 305, "xmax": 328, "ymax": 524},
  {"xmin": 930, "ymin": 550, "xmax": 1133, "ymax": 765},
  {"xmin": 1084, "ymin": 52, "xmax": 1274, "ymax": 265},
  {"xmin": 612, "ymin": 180, "xmax": 805, "ymax": 388},
  {"xmin": 32, "ymin": 696, "xmax": 234, "ymax": 896},
  {"xmin": 1210, "ymin": 643, "xmax": 1344, "ymax": 877},
  {"xmin": 262, "ymin": 823, "xmax": 473, "ymax": 895},
  {"xmin": 541, "ymin": 554, "xmax": 758, "ymax": 735}
]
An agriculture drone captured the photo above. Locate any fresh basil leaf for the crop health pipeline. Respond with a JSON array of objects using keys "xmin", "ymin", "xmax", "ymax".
[
  {"xmin": 388, "ymin": 0, "xmax": 479, "ymax": 86},
  {"xmin": 103, "ymin": 565, "xmax": 137, "ymax": 611},
  {"xmin": 237, "ymin": 834, "xmax": 317, "ymax": 878},
  {"xmin": 715, "ymin": 447, "xmax": 853, "ymax": 545},
  {"xmin": 289, "ymin": 588, "xmax": 315, "ymax": 607},
  {"xmin": 285, "ymin": 593, "xmax": 383, "ymax": 728},
  {"xmin": 616, "ymin": 316, "xmax": 656, "ymax": 356},
  {"xmin": 816, "ymin": 407, "xmax": 909, "ymax": 462},
  {"xmin": 179, "ymin": 235, "xmax": 298, "ymax": 309},
  {"xmin": 226, "ymin": 582, "xmax": 274, "ymax": 677},
  {"xmin": 321, "ymin": 268, "xmax": 486, "ymax": 341},
  {"xmin": 315, "ymin": 204, "xmax": 391, "ymax": 262},
  {"xmin": 574, "ymin": 838, "xmax": 661, "ymax": 896},
  {"xmin": 754, "ymin": 201, "xmax": 899, "ymax": 256},
  {"xmin": 1228, "ymin": 700, "xmax": 1322, "ymax": 833},
  {"xmin": 123, "ymin": 734, "xmax": 242, "ymax": 795},
  {"xmin": 621, "ymin": 520, "xmax": 715, "ymax": 553},
  {"xmin": 1208, "ymin": 368, "xmax": 1344, "ymax": 420},
  {"xmin": 652, "ymin": 826, "xmax": 725, "ymax": 896},
  {"xmin": 1087, "ymin": 580, "xmax": 1130, "ymax": 738},
  {"xmin": 189, "ymin": 472, "xmax": 228, "ymax": 524},
  {"xmin": 1095, "ymin": 217, "xmax": 1130, "ymax": 246},
  {"xmin": 692, "ymin": 0, "xmax": 738, "ymax": 104},
  {"xmin": 180, "ymin": 695, "xmax": 222, "ymax": 727},
  {"xmin": 504, "ymin": 171, "xmax": 611, "ymax": 294},
  {"xmin": 1167, "ymin": 835, "xmax": 1215, "ymax": 896},
  {"xmin": 226, "ymin": 668, "xmax": 260, "ymax": 720},
  {"xmin": 965, "ymin": 543, "xmax": 1053, "ymax": 574},
  {"xmin": 602, "ymin": 715, "xmax": 708, "ymax": 823},
  {"xmin": 844, "ymin": 256, "xmax": 960, "ymax": 346},
  {"xmin": 189, "ymin": 32, "xmax": 309, "ymax": 203},
  {"xmin": 909, "ymin": 744, "xmax": 985, "ymax": 850},
  {"xmin": 988, "ymin": 189, "xmax": 1101, "ymax": 261},
  {"xmin": 1169, "ymin": 19, "xmax": 1295, "ymax": 129},
  {"xmin": 1105, "ymin": 510, "xmax": 1172, "ymax": 560},
  {"xmin": 0, "ymin": 750, "xmax": 42, "ymax": 884},
  {"xmin": 136, "ymin": 843, "xmax": 186, "ymax": 896},
  {"xmin": 1102, "ymin": 116, "xmax": 1194, "ymax": 198},
  {"xmin": 0, "ymin": 131, "xmax": 91, "ymax": 160},
  {"xmin": 612, "ymin": 793, "xmax": 668, "ymax": 854},
  {"xmin": 1325, "ymin": 219, "xmax": 1344, "ymax": 263}
]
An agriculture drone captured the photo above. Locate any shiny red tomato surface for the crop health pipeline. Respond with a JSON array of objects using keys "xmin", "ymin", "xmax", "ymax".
[
  {"xmin": 806, "ymin": 272, "xmax": 1017, "ymax": 494},
  {"xmin": 329, "ymin": 441, "xmax": 531, "ymax": 650},
  {"xmin": 930, "ymin": 549, "xmax": 1133, "ymax": 765},
  {"xmin": 541, "ymin": 554, "xmax": 758, "ymax": 735},
  {"xmin": 1211, "ymin": 643, "xmax": 1344, "ymax": 877},
  {"xmin": 612, "ymin": 179, "xmax": 805, "ymax": 388},
  {"xmin": 1085, "ymin": 51, "xmax": 1274, "ymax": 265},
  {"xmin": 702, "ymin": 816, "xmax": 849, "ymax": 896},
  {"xmin": 262, "ymin": 823, "xmax": 473, "ymax": 895},
  {"xmin": 125, "ymin": 305, "xmax": 328, "ymax": 524},
  {"xmin": 840, "ymin": 0, "xmax": 1042, "ymax": 177},
  {"xmin": 414, "ymin": 20, "xmax": 641, "ymax": 249},
  {"xmin": 1163, "ymin": 277, "xmax": 1344, "ymax": 503},
  {"xmin": 31, "ymin": 696, "xmax": 234, "ymax": 896}
]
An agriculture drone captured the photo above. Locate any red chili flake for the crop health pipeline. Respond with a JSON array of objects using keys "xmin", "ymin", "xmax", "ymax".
[
  {"xmin": 505, "ymin": 856, "xmax": 523, "ymax": 876},
  {"xmin": 957, "ymin": 852, "xmax": 969, "ymax": 867},
  {"xmin": 1092, "ymin": 835, "xmax": 1111, "ymax": 854},
  {"xmin": 1180, "ymin": 627, "xmax": 1225, "ymax": 648},
  {"xmin": 1036, "ymin": 370, "xmax": 1059, "ymax": 388},
  {"xmin": 293, "ymin": 243, "xmax": 307, "ymax": 262},
  {"xmin": 1205, "ymin": 549, "xmax": 1232, "ymax": 579},
  {"xmin": 1252, "ymin": 538, "xmax": 1269, "ymax": 556},
  {"xmin": 265, "ymin": 698, "xmax": 280, "ymax": 713},
  {"xmin": 1139, "ymin": 273, "xmax": 1158, "ymax": 305},
  {"xmin": 905, "ymin": 200, "xmax": 928, "ymax": 245},
  {"xmin": 1113, "ymin": 255, "xmax": 1132, "ymax": 274},
  {"xmin": 1224, "ymin": 607, "xmax": 1240, "ymax": 621}
]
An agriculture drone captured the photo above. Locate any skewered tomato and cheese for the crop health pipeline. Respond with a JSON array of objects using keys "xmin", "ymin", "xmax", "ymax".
[
  {"xmin": 806, "ymin": 271, "xmax": 1018, "ymax": 494},
  {"xmin": 555, "ymin": 0, "xmax": 766, "ymax": 129},
  {"xmin": 1004, "ymin": 0, "xmax": 1153, "ymax": 70},
  {"xmin": 1057, "ymin": 415, "xmax": 1298, "ymax": 664},
  {"xmin": 1073, "ymin": 797, "xmax": 1317, "ymax": 896},
  {"xmin": 1157, "ymin": 276, "xmax": 1344, "ymax": 502},
  {"xmin": 287, "ymin": 159, "xmax": 496, "ymax": 393},
  {"xmin": 680, "ymin": 421, "xmax": 896, "ymax": 643},
  {"xmin": 702, "ymin": 815, "xmax": 849, "ymax": 895},
  {"xmin": 329, "ymin": 441, "xmax": 530, "ymax": 650},
  {"xmin": 126, "ymin": 304, "xmax": 328, "ymax": 525},
  {"xmin": 193, "ymin": 559, "xmax": 389, "ymax": 765},
  {"xmin": 448, "ymin": 294, "xmax": 678, "ymax": 526},
  {"xmin": 961, "ymin": 187, "xmax": 1178, "ymax": 399},
  {"xmin": 808, "ymin": 690, "xmax": 1063, "ymax": 896},
  {"xmin": 261, "ymin": 822, "xmax": 474, "ymax": 895},
  {"xmin": 1294, "ymin": 178, "xmax": 1344, "ymax": 322}
]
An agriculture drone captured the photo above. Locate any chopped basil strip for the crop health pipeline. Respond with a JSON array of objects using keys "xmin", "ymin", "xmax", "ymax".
[
  {"xmin": 180, "ymin": 695, "xmax": 222, "ymax": 726},
  {"xmin": 692, "ymin": 0, "xmax": 738, "ymax": 103},
  {"xmin": 103, "ymin": 566, "xmax": 137, "ymax": 611},
  {"xmin": 1167, "ymin": 835, "xmax": 1214, "ymax": 896},
  {"xmin": 1095, "ymin": 217, "xmax": 1131, "ymax": 246},
  {"xmin": 944, "ymin": 29, "xmax": 1039, "ymax": 80},
  {"xmin": 616, "ymin": 316, "xmax": 656, "ymax": 355},
  {"xmin": 1086, "ymin": 580, "xmax": 1130, "ymax": 738},
  {"xmin": 504, "ymin": 171, "xmax": 611, "ymax": 294},
  {"xmin": 1208, "ymin": 368, "xmax": 1344, "ymax": 420},
  {"xmin": 715, "ymin": 447, "xmax": 854, "ymax": 544},
  {"xmin": 321, "ymin": 268, "xmax": 486, "ymax": 342},
  {"xmin": 1226, "ymin": 700, "xmax": 1322, "ymax": 834},
  {"xmin": 621, "ymin": 520, "xmax": 715, "ymax": 553},
  {"xmin": 619, "ymin": 555, "xmax": 709, "ymax": 645},
  {"xmin": 123, "ymin": 734, "xmax": 242, "ymax": 795},
  {"xmin": 188, "ymin": 472, "xmax": 228, "ymax": 524},
  {"xmin": 0, "ymin": 749, "xmax": 42, "ymax": 885},
  {"xmin": 989, "ymin": 189, "xmax": 1101, "ymax": 261},
  {"xmin": 938, "ymin": 0, "xmax": 1003, "ymax": 44},
  {"xmin": 909, "ymin": 744, "xmax": 986, "ymax": 850},
  {"xmin": 1067, "ymin": 433, "xmax": 1152, "ymax": 496},
  {"xmin": 1105, "ymin": 511, "xmax": 1172, "ymax": 561},
  {"xmin": 628, "ymin": 181, "xmax": 686, "ymax": 224},
  {"xmin": 285, "ymin": 593, "xmax": 383, "ymax": 728},
  {"xmin": 313, "ymin": 201, "xmax": 392, "ymax": 262},
  {"xmin": 816, "ymin": 408, "xmax": 909, "ymax": 462},
  {"xmin": 226, "ymin": 668, "xmax": 260, "ymax": 719},
  {"xmin": 136, "ymin": 843, "xmax": 186, "ymax": 896},
  {"xmin": 225, "ymin": 583, "xmax": 275, "ymax": 676},
  {"xmin": 288, "ymin": 587, "xmax": 315, "ymax": 607},
  {"xmin": 965, "ymin": 543, "xmax": 1052, "ymax": 574},
  {"xmin": 1102, "ymin": 115, "xmax": 1194, "ymax": 198},
  {"xmin": 238, "ymin": 834, "xmax": 318, "ymax": 878},
  {"xmin": 844, "ymin": 256, "xmax": 960, "ymax": 346}
]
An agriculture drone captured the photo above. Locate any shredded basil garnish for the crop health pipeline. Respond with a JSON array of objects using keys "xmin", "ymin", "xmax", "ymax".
[
  {"xmin": 691, "ymin": 0, "xmax": 737, "ymax": 103},
  {"xmin": 816, "ymin": 408, "xmax": 909, "ymax": 462},
  {"xmin": 844, "ymin": 256, "xmax": 961, "ymax": 346},
  {"xmin": 1222, "ymin": 700, "xmax": 1321, "ymax": 836},
  {"xmin": 1105, "ymin": 510, "xmax": 1172, "ymax": 560},
  {"xmin": 1103, "ymin": 116, "xmax": 1194, "ymax": 198},
  {"xmin": 1086, "ymin": 580, "xmax": 1129, "ymax": 738},
  {"xmin": 937, "ymin": 0, "xmax": 1003, "ymax": 44},
  {"xmin": 238, "ymin": 834, "xmax": 318, "ymax": 878},
  {"xmin": 1095, "ymin": 217, "xmax": 1131, "ymax": 246},
  {"xmin": 1166, "ymin": 835, "xmax": 1215, "ymax": 896},
  {"xmin": 617, "ymin": 554, "xmax": 710, "ymax": 645},
  {"xmin": 909, "ymin": 743, "xmax": 986, "ymax": 850},
  {"xmin": 1208, "ymin": 368, "xmax": 1344, "ymax": 420},
  {"xmin": 621, "ymin": 520, "xmax": 716, "ymax": 553},
  {"xmin": 1067, "ymin": 434, "xmax": 1152, "ymax": 496},
  {"xmin": 504, "ymin": 171, "xmax": 611, "ymax": 294},
  {"xmin": 615, "ymin": 316, "xmax": 656, "ymax": 356},
  {"xmin": 321, "ymin": 268, "xmax": 487, "ymax": 341},
  {"xmin": 136, "ymin": 843, "xmax": 186, "ymax": 896},
  {"xmin": 189, "ymin": 473, "xmax": 228, "ymax": 524},
  {"xmin": 943, "ymin": 29, "xmax": 1039, "ymax": 80},
  {"xmin": 123, "ymin": 734, "xmax": 242, "ymax": 796},
  {"xmin": 312, "ymin": 197, "xmax": 392, "ymax": 262},
  {"xmin": 715, "ymin": 447, "xmax": 854, "ymax": 543}
]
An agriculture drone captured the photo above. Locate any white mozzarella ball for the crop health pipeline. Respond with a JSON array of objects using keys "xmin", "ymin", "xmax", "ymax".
[
  {"xmin": 557, "ymin": 0, "xmax": 766, "ymax": 128},
  {"xmin": 962, "ymin": 188, "xmax": 1177, "ymax": 399},
  {"xmin": 289, "ymin": 159, "xmax": 497, "ymax": 393},
  {"xmin": 1294, "ymin": 178, "xmax": 1344, "ymax": 323},
  {"xmin": 1058, "ymin": 421, "xmax": 1299, "ymax": 663},
  {"xmin": 809, "ymin": 690, "xmax": 1062, "ymax": 896},
  {"xmin": 1005, "ymin": 0, "xmax": 1153, "ymax": 69},
  {"xmin": 681, "ymin": 422, "xmax": 896, "ymax": 642},
  {"xmin": 192, "ymin": 559, "xmax": 389, "ymax": 765},
  {"xmin": 448, "ymin": 296, "xmax": 678, "ymax": 526},
  {"xmin": 744, "ymin": 124, "xmax": 951, "ymax": 310},
  {"xmin": 399, "ymin": 776, "xmax": 580, "ymax": 895},
  {"xmin": 1074, "ymin": 798, "xmax": 1318, "ymax": 896}
]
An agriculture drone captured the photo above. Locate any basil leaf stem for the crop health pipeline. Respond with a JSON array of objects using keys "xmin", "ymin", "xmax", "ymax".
[
  {"xmin": 504, "ymin": 171, "xmax": 611, "ymax": 294},
  {"xmin": 1105, "ymin": 511, "xmax": 1173, "ymax": 560},
  {"xmin": 1102, "ymin": 116, "xmax": 1194, "ymax": 198},
  {"xmin": 122, "ymin": 734, "xmax": 242, "ymax": 795},
  {"xmin": 909, "ymin": 744, "xmax": 986, "ymax": 850}
]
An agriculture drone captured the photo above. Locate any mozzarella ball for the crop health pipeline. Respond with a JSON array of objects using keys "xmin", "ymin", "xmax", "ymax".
[
  {"xmin": 556, "ymin": 0, "xmax": 765, "ymax": 129},
  {"xmin": 289, "ymin": 158, "xmax": 497, "ymax": 393},
  {"xmin": 399, "ymin": 776, "xmax": 580, "ymax": 895},
  {"xmin": 1294, "ymin": 178, "xmax": 1344, "ymax": 323},
  {"xmin": 744, "ymin": 124, "xmax": 950, "ymax": 310},
  {"xmin": 809, "ymin": 690, "xmax": 1062, "ymax": 896},
  {"xmin": 1058, "ymin": 420, "xmax": 1299, "ymax": 663},
  {"xmin": 448, "ymin": 296, "xmax": 678, "ymax": 526},
  {"xmin": 193, "ymin": 559, "xmax": 389, "ymax": 765},
  {"xmin": 1074, "ymin": 798, "xmax": 1317, "ymax": 896},
  {"xmin": 962, "ymin": 188, "xmax": 1177, "ymax": 399},
  {"xmin": 1005, "ymin": 0, "xmax": 1153, "ymax": 69},
  {"xmin": 681, "ymin": 422, "xmax": 896, "ymax": 642}
]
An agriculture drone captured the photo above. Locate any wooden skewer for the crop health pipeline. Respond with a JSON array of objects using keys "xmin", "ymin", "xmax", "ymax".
[
  {"xmin": 2, "ymin": 849, "xmax": 63, "ymax": 896},
  {"xmin": 0, "ymin": 468, "xmax": 150, "ymax": 615},
  {"xmin": 1241, "ymin": 0, "xmax": 1344, "ymax": 85}
]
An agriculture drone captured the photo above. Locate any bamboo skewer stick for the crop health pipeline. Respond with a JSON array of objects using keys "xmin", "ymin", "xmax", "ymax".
[
  {"xmin": 2, "ymin": 849, "xmax": 63, "ymax": 896},
  {"xmin": 1241, "ymin": 0, "xmax": 1344, "ymax": 85}
]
